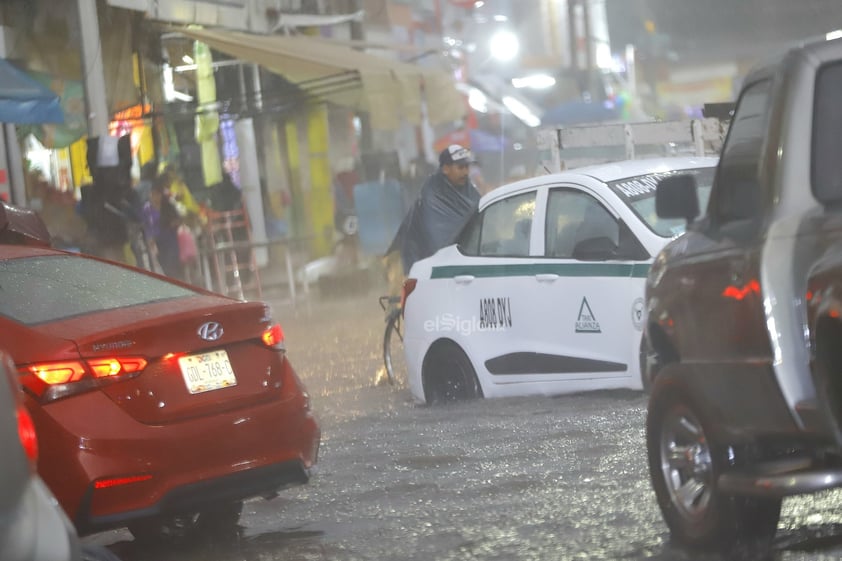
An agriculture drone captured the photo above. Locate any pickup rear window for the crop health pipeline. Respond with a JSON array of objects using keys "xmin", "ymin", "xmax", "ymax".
[
  {"xmin": 0, "ymin": 255, "xmax": 197, "ymax": 325},
  {"xmin": 813, "ymin": 61, "xmax": 842, "ymax": 204},
  {"xmin": 712, "ymin": 79, "xmax": 771, "ymax": 223}
]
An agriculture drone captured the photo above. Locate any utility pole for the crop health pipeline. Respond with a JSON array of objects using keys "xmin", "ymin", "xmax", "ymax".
[
  {"xmin": 0, "ymin": 25, "xmax": 24, "ymax": 204},
  {"xmin": 76, "ymin": 0, "xmax": 110, "ymax": 138},
  {"xmin": 350, "ymin": 0, "xmax": 373, "ymax": 156}
]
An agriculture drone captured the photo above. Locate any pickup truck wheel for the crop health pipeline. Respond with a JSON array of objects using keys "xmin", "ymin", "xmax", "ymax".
[
  {"xmin": 646, "ymin": 380, "xmax": 781, "ymax": 552},
  {"xmin": 422, "ymin": 341, "xmax": 483, "ymax": 405}
]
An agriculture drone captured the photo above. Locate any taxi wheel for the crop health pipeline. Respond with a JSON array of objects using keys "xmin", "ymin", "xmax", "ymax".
[
  {"xmin": 128, "ymin": 500, "xmax": 243, "ymax": 543},
  {"xmin": 423, "ymin": 341, "xmax": 483, "ymax": 405},
  {"xmin": 646, "ymin": 378, "xmax": 780, "ymax": 553}
]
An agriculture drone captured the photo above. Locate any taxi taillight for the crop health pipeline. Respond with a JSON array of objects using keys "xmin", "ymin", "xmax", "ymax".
[
  {"xmin": 19, "ymin": 357, "xmax": 147, "ymax": 402},
  {"xmin": 15, "ymin": 404, "xmax": 38, "ymax": 463},
  {"xmin": 401, "ymin": 278, "xmax": 417, "ymax": 314},
  {"xmin": 262, "ymin": 323, "xmax": 285, "ymax": 350}
]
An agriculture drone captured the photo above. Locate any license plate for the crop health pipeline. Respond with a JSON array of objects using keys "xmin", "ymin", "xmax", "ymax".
[{"xmin": 178, "ymin": 350, "xmax": 237, "ymax": 394}]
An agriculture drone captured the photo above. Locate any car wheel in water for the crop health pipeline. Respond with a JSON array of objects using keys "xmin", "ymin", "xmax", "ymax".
[
  {"xmin": 128, "ymin": 500, "xmax": 243, "ymax": 543},
  {"xmin": 422, "ymin": 341, "xmax": 482, "ymax": 405},
  {"xmin": 646, "ymin": 379, "xmax": 781, "ymax": 553}
]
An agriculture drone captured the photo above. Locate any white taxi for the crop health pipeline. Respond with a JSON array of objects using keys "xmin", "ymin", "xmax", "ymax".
[{"xmin": 402, "ymin": 157, "xmax": 717, "ymax": 404}]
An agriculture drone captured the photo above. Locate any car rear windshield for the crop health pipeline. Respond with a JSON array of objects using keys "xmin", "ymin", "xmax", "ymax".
[
  {"xmin": 0, "ymin": 255, "xmax": 198, "ymax": 325},
  {"xmin": 608, "ymin": 167, "xmax": 716, "ymax": 237}
]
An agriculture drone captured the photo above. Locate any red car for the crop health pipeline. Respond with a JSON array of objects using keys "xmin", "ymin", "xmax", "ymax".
[{"xmin": 0, "ymin": 239, "xmax": 320, "ymax": 540}]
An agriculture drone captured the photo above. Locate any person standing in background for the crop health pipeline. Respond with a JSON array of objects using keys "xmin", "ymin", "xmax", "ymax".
[
  {"xmin": 142, "ymin": 177, "xmax": 183, "ymax": 280},
  {"xmin": 161, "ymin": 163, "xmax": 203, "ymax": 227}
]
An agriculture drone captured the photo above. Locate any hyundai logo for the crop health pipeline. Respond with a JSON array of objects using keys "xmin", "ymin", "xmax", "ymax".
[{"xmin": 197, "ymin": 321, "xmax": 224, "ymax": 342}]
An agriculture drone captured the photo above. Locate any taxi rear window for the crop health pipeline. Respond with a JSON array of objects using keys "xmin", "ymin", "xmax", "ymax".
[{"xmin": 0, "ymin": 254, "xmax": 197, "ymax": 325}]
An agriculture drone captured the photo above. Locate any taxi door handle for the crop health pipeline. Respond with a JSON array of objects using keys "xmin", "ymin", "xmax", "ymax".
[
  {"xmin": 454, "ymin": 275, "xmax": 475, "ymax": 285},
  {"xmin": 535, "ymin": 274, "xmax": 559, "ymax": 283}
]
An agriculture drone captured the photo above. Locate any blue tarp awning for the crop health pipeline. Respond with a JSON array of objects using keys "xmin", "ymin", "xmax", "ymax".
[{"xmin": 0, "ymin": 58, "xmax": 63, "ymax": 124}]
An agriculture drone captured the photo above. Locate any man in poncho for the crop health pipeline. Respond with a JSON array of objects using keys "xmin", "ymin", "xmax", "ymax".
[{"xmin": 387, "ymin": 144, "xmax": 481, "ymax": 278}]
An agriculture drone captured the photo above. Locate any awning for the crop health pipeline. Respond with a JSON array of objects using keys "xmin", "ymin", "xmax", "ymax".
[
  {"xmin": 178, "ymin": 27, "xmax": 465, "ymax": 131},
  {"xmin": 0, "ymin": 58, "xmax": 63, "ymax": 124},
  {"xmin": 16, "ymin": 71, "xmax": 86, "ymax": 149}
]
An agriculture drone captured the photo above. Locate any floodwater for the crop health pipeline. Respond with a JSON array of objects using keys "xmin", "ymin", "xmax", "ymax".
[{"xmin": 86, "ymin": 290, "xmax": 842, "ymax": 561}]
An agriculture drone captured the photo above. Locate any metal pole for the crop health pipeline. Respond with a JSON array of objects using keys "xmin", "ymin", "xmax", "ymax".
[
  {"xmin": 77, "ymin": 0, "xmax": 109, "ymax": 138},
  {"xmin": 350, "ymin": 0, "xmax": 372, "ymax": 154},
  {"xmin": 0, "ymin": 25, "xmax": 20, "ymax": 203},
  {"xmin": 252, "ymin": 64, "xmax": 263, "ymax": 111},
  {"xmin": 5, "ymin": 125, "xmax": 25, "ymax": 204}
]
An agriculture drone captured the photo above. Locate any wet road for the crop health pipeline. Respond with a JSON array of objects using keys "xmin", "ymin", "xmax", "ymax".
[{"xmin": 86, "ymin": 292, "xmax": 842, "ymax": 561}]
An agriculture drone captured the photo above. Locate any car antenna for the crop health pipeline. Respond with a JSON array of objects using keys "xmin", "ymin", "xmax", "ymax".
[{"xmin": 543, "ymin": 165, "xmax": 551, "ymax": 174}]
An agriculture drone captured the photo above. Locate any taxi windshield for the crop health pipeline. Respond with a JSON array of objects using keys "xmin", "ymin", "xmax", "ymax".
[{"xmin": 608, "ymin": 167, "xmax": 716, "ymax": 237}]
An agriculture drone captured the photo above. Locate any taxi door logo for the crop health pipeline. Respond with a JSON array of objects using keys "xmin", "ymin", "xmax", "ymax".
[{"xmin": 575, "ymin": 297, "xmax": 601, "ymax": 333}]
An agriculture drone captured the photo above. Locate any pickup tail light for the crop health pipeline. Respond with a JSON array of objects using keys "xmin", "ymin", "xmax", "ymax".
[
  {"xmin": 262, "ymin": 323, "xmax": 285, "ymax": 351},
  {"xmin": 19, "ymin": 356, "xmax": 147, "ymax": 403},
  {"xmin": 16, "ymin": 404, "xmax": 38, "ymax": 463}
]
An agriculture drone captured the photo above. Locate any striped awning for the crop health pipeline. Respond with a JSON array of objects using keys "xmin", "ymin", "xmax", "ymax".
[{"xmin": 179, "ymin": 27, "xmax": 465, "ymax": 131}]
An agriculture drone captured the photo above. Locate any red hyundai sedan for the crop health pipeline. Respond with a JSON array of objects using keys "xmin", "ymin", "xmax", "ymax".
[{"xmin": 0, "ymin": 243, "xmax": 320, "ymax": 540}]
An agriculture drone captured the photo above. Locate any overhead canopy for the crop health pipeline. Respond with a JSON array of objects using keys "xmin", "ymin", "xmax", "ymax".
[
  {"xmin": 179, "ymin": 27, "xmax": 465, "ymax": 131},
  {"xmin": 0, "ymin": 58, "xmax": 64, "ymax": 124}
]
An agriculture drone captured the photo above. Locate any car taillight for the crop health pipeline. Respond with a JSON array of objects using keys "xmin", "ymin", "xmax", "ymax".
[
  {"xmin": 87, "ymin": 357, "xmax": 148, "ymax": 378},
  {"xmin": 27, "ymin": 361, "xmax": 87, "ymax": 384},
  {"xmin": 401, "ymin": 278, "xmax": 417, "ymax": 313},
  {"xmin": 16, "ymin": 404, "xmax": 38, "ymax": 463},
  {"xmin": 262, "ymin": 323, "xmax": 285, "ymax": 350},
  {"xmin": 19, "ymin": 356, "xmax": 147, "ymax": 402}
]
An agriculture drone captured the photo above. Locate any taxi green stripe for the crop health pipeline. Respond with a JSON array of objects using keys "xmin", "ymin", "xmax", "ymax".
[{"xmin": 430, "ymin": 263, "xmax": 651, "ymax": 279}]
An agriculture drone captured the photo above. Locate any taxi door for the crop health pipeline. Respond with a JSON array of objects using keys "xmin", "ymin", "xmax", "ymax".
[
  {"xmin": 441, "ymin": 189, "xmax": 541, "ymax": 385},
  {"xmin": 496, "ymin": 183, "xmax": 641, "ymax": 390}
]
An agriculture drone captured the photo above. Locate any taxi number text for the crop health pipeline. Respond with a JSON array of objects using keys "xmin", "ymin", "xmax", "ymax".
[{"xmin": 178, "ymin": 350, "xmax": 237, "ymax": 394}]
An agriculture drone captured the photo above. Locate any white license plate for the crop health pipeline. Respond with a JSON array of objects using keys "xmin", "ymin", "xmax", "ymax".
[{"xmin": 178, "ymin": 350, "xmax": 237, "ymax": 394}]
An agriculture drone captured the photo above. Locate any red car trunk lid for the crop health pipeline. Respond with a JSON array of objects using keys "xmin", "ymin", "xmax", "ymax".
[{"xmin": 33, "ymin": 296, "xmax": 286, "ymax": 424}]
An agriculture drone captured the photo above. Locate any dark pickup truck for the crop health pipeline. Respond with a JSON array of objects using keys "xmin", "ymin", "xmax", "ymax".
[{"xmin": 644, "ymin": 36, "xmax": 842, "ymax": 553}]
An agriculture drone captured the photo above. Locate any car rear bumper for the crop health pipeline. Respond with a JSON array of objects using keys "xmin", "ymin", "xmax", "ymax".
[
  {"xmin": 32, "ymin": 377, "xmax": 320, "ymax": 535},
  {"xmin": 76, "ymin": 459, "xmax": 311, "ymax": 535}
]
